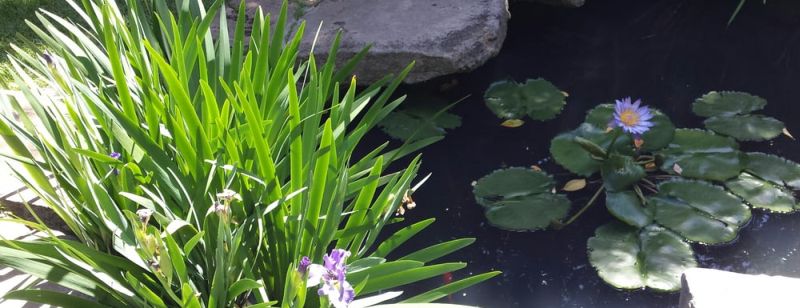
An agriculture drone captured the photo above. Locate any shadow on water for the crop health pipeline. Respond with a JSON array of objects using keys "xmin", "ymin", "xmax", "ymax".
[{"xmin": 363, "ymin": 0, "xmax": 800, "ymax": 307}]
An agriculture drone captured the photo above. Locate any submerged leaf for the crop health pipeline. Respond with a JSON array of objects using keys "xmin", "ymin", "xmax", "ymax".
[
  {"xmin": 704, "ymin": 115, "xmax": 784, "ymax": 141},
  {"xmin": 587, "ymin": 222, "xmax": 696, "ymax": 291},
  {"xmin": 692, "ymin": 91, "xmax": 767, "ymax": 117},
  {"xmin": 379, "ymin": 106, "xmax": 461, "ymax": 141},
  {"xmin": 562, "ymin": 179, "xmax": 586, "ymax": 192},
  {"xmin": 726, "ymin": 173, "xmax": 796, "ymax": 213},
  {"xmin": 605, "ymin": 191, "xmax": 652, "ymax": 228},
  {"xmin": 472, "ymin": 167, "xmax": 555, "ymax": 207},
  {"xmin": 653, "ymin": 180, "xmax": 751, "ymax": 244},
  {"xmin": 485, "ymin": 194, "xmax": 571, "ymax": 231},
  {"xmin": 744, "ymin": 152, "xmax": 800, "ymax": 189},
  {"xmin": 484, "ymin": 79, "xmax": 566, "ymax": 121}
]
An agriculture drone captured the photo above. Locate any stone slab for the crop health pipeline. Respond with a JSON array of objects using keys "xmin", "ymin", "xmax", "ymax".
[{"xmin": 679, "ymin": 268, "xmax": 800, "ymax": 308}]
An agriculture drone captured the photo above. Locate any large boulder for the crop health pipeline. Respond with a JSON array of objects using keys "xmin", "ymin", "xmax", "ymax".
[
  {"xmin": 679, "ymin": 268, "xmax": 800, "ymax": 308},
  {"xmin": 297, "ymin": 0, "xmax": 509, "ymax": 83}
]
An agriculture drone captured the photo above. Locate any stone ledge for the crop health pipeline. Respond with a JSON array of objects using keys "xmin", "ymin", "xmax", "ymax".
[{"xmin": 679, "ymin": 268, "xmax": 800, "ymax": 308}]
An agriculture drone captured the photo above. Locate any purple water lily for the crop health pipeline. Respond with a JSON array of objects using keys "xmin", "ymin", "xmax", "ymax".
[
  {"xmin": 303, "ymin": 249, "xmax": 355, "ymax": 308},
  {"xmin": 610, "ymin": 97, "xmax": 654, "ymax": 136}
]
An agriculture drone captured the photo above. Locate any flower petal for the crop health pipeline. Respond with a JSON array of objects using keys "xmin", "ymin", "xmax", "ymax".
[{"xmin": 306, "ymin": 264, "xmax": 326, "ymax": 288}]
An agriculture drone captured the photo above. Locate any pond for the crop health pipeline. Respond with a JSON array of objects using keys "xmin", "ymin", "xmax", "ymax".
[{"xmin": 378, "ymin": 0, "xmax": 800, "ymax": 306}]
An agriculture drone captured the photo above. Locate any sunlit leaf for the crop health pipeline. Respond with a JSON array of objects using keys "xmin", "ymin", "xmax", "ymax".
[
  {"xmin": 704, "ymin": 115, "xmax": 784, "ymax": 141},
  {"xmin": 744, "ymin": 152, "xmax": 800, "ymax": 189},
  {"xmin": 692, "ymin": 91, "xmax": 767, "ymax": 117},
  {"xmin": 726, "ymin": 173, "xmax": 796, "ymax": 213}
]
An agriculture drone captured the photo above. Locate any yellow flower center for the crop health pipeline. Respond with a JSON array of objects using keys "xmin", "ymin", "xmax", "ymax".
[{"xmin": 619, "ymin": 109, "xmax": 640, "ymax": 127}]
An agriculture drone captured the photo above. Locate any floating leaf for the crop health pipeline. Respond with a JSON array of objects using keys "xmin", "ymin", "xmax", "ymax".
[
  {"xmin": 692, "ymin": 91, "xmax": 767, "ymax": 117},
  {"xmin": 587, "ymin": 222, "xmax": 696, "ymax": 291},
  {"xmin": 484, "ymin": 79, "xmax": 566, "ymax": 121},
  {"xmin": 606, "ymin": 191, "xmax": 652, "ymax": 228},
  {"xmin": 379, "ymin": 106, "xmax": 461, "ymax": 141},
  {"xmin": 658, "ymin": 129, "xmax": 738, "ymax": 156},
  {"xmin": 660, "ymin": 151, "xmax": 743, "ymax": 182},
  {"xmin": 601, "ymin": 154, "xmax": 646, "ymax": 192},
  {"xmin": 704, "ymin": 115, "xmax": 784, "ymax": 141},
  {"xmin": 653, "ymin": 180, "xmax": 751, "ymax": 244},
  {"xmin": 550, "ymin": 124, "xmax": 632, "ymax": 176},
  {"xmin": 562, "ymin": 179, "xmax": 586, "ymax": 192},
  {"xmin": 500, "ymin": 119, "xmax": 525, "ymax": 128},
  {"xmin": 743, "ymin": 152, "xmax": 800, "ymax": 190},
  {"xmin": 585, "ymin": 104, "xmax": 676, "ymax": 151},
  {"xmin": 472, "ymin": 167, "xmax": 554, "ymax": 207},
  {"xmin": 726, "ymin": 173, "xmax": 796, "ymax": 213},
  {"xmin": 485, "ymin": 194, "xmax": 571, "ymax": 231}
]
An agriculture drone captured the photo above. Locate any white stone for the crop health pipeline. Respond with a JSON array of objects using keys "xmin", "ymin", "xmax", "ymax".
[{"xmin": 679, "ymin": 268, "xmax": 800, "ymax": 308}]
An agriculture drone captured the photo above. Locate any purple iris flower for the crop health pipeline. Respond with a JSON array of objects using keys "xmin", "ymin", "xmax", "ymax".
[
  {"xmin": 609, "ymin": 97, "xmax": 654, "ymax": 136},
  {"xmin": 305, "ymin": 249, "xmax": 355, "ymax": 308},
  {"xmin": 109, "ymin": 152, "xmax": 121, "ymax": 175},
  {"xmin": 298, "ymin": 256, "xmax": 311, "ymax": 274}
]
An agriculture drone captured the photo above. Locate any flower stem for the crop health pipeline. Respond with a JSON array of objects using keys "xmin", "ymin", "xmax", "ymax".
[
  {"xmin": 562, "ymin": 186, "xmax": 605, "ymax": 226},
  {"xmin": 604, "ymin": 130, "xmax": 622, "ymax": 158}
]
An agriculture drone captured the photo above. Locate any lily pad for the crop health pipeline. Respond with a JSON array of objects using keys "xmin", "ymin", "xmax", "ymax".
[
  {"xmin": 659, "ymin": 151, "xmax": 743, "ymax": 182},
  {"xmin": 550, "ymin": 124, "xmax": 633, "ymax": 177},
  {"xmin": 585, "ymin": 104, "xmax": 676, "ymax": 151},
  {"xmin": 485, "ymin": 194, "xmax": 571, "ymax": 231},
  {"xmin": 606, "ymin": 191, "xmax": 652, "ymax": 228},
  {"xmin": 379, "ymin": 106, "xmax": 461, "ymax": 141},
  {"xmin": 658, "ymin": 129, "xmax": 738, "ymax": 156},
  {"xmin": 587, "ymin": 222, "xmax": 696, "ymax": 291},
  {"xmin": 744, "ymin": 152, "xmax": 800, "ymax": 189},
  {"xmin": 703, "ymin": 115, "xmax": 784, "ymax": 141},
  {"xmin": 484, "ymin": 79, "xmax": 566, "ymax": 121},
  {"xmin": 692, "ymin": 91, "xmax": 767, "ymax": 117},
  {"xmin": 726, "ymin": 172, "xmax": 796, "ymax": 213},
  {"xmin": 653, "ymin": 180, "xmax": 751, "ymax": 244},
  {"xmin": 601, "ymin": 154, "xmax": 646, "ymax": 192},
  {"xmin": 472, "ymin": 167, "xmax": 554, "ymax": 207}
]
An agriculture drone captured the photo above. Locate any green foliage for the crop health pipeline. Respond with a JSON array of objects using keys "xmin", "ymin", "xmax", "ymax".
[
  {"xmin": 484, "ymin": 78, "xmax": 566, "ymax": 121},
  {"xmin": 378, "ymin": 104, "xmax": 461, "ymax": 142},
  {"xmin": 0, "ymin": 0, "xmax": 496, "ymax": 306},
  {"xmin": 475, "ymin": 89, "xmax": 796, "ymax": 291},
  {"xmin": 472, "ymin": 168, "xmax": 570, "ymax": 231}
]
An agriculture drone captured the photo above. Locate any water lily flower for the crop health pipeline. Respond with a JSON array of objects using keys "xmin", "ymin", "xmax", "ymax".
[
  {"xmin": 610, "ymin": 97, "xmax": 654, "ymax": 136},
  {"xmin": 304, "ymin": 249, "xmax": 355, "ymax": 308}
]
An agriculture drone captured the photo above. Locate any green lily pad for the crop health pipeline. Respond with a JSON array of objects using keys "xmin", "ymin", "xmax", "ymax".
[
  {"xmin": 703, "ymin": 115, "xmax": 784, "ymax": 141},
  {"xmin": 472, "ymin": 167, "xmax": 555, "ymax": 207},
  {"xmin": 585, "ymin": 104, "xmax": 676, "ymax": 151},
  {"xmin": 550, "ymin": 124, "xmax": 633, "ymax": 177},
  {"xmin": 484, "ymin": 79, "xmax": 566, "ymax": 121},
  {"xmin": 587, "ymin": 222, "xmax": 696, "ymax": 291},
  {"xmin": 379, "ymin": 106, "xmax": 461, "ymax": 141},
  {"xmin": 744, "ymin": 152, "xmax": 800, "ymax": 189},
  {"xmin": 692, "ymin": 91, "xmax": 767, "ymax": 117},
  {"xmin": 606, "ymin": 191, "xmax": 652, "ymax": 228},
  {"xmin": 653, "ymin": 180, "xmax": 751, "ymax": 244},
  {"xmin": 726, "ymin": 172, "xmax": 796, "ymax": 213},
  {"xmin": 485, "ymin": 194, "xmax": 571, "ymax": 231},
  {"xmin": 658, "ymin": 129, "xmax": 738, "ymax": 156},
  {"xmin": 601, "ymin": 154, "xmax": 646, "ymax": 192},
  {"xmin": 660, "ymin": 151, "xmax": 743, "ymax": 182}
]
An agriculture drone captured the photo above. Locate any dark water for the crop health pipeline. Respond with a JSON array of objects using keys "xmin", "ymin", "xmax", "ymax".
[{"xmin": 374, "ymin": 0, "xmax": 800, "ymax": 307}]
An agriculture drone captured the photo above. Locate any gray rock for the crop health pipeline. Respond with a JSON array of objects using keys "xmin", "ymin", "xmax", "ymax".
[
  {"xmin": 296, "ymin": 0, "xmax": 509, "ymax": 83},
  {"xmin": 513, "ymin": 0, "xmax": 585, "ymax": 8},
  {"xmin": 679, "ymin": 268, "xmax": 800, "ymax": 308}
]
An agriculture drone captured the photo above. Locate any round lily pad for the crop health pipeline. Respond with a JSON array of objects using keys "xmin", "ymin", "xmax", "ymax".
[
  {"xmin": 744, "ymin": 152, "xmax": 800, "ymax": 189},
  {"xmin": 703, "ymin": 115, "xmax": 784, "ymax": 141},
  {"xmin": 587, "ymin": 222, "xmax": 696, "ymax": 291},
  {"xmin": 726, "ymin": 172, "xmax": 797, "ymax": 213},
  {"xmin": 658, "ymin": 129, "xmax": 738, "ymax": 156},
  {"xmin": 585, "ymin": 104, "xmax": 675, "ymax": 151},
  {"xmin": 485, "ymin": 193, "xmax": 571, "ymax": 231},
  {"xmin": 659, "ymin": 151, "xmax": 743, "ymax": 182},
  {"xmin": 653, "ymin": 180, "xmax": 751, "ymax": 244},
  {"xmin": 692, "ymin": 91, "xmax": 767, "ymax": 117},
  {"xmin": 601, "ymin": 154, "xmax": 646, "ymax": 192},
  {"xmin": 473, "ymin": 167, "xmax": 555, "ymax": 207},
  {"xmin": 484, "ymin": 79, "xmax": 566, "ymax": 121},
  {"xmin": 605, "ymin": 191, "xmax": 652, "ymax": 228},
  {"xmin": 550, "ymin": 123, "xmax": 633, "ymax": 177},
  {"xmin": 379, "ymin": 106, "xmax": 461, "ymax": 141}
]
